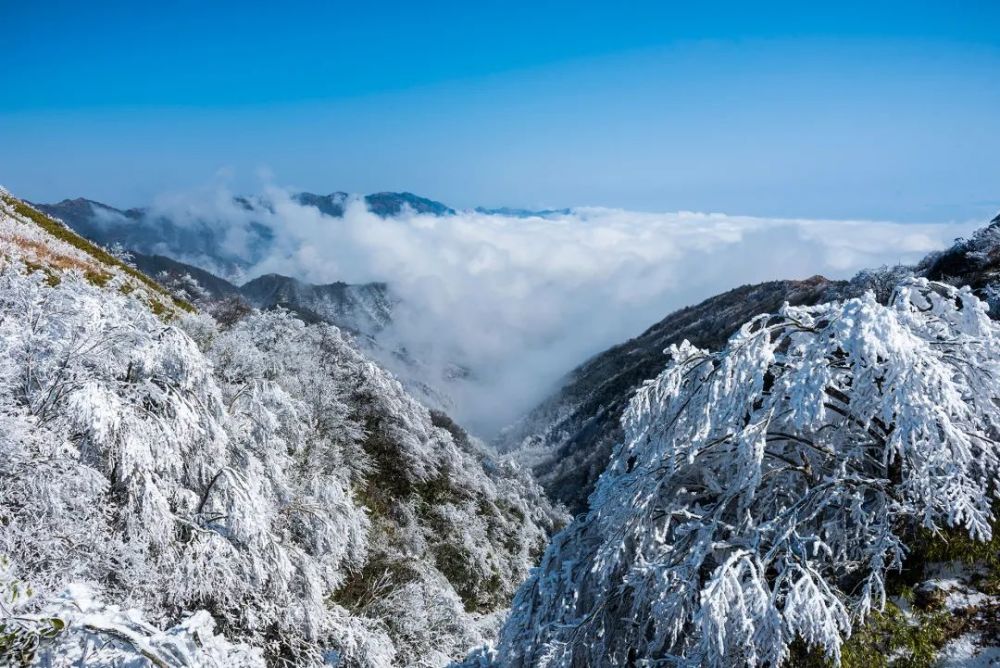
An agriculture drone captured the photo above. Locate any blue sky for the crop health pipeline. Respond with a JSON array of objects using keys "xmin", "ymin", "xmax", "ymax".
[{"xmin": 2, "ymin": 1, "xmax": 999, "ymax": 221}]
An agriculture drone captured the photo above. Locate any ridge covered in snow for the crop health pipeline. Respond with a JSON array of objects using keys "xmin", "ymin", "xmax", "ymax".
[{"xmin": 0, "ymin": 191, "xmax": 564, "ymax": 666}]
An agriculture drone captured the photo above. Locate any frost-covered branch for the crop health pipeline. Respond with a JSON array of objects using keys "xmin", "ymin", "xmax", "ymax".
[{"xmin": 490, "ymin": 279, "xmax": 1000, "ymax": 667}]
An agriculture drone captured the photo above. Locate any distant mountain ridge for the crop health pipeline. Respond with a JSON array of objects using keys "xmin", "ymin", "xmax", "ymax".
[
  {"xmin": 34, "ymin": 191, "xmax": 579, "ymax": 286},
  {"xmin": 126, "ymin": 251, "xmax": 390, "ymax": 331},
  {"xmin": 36, "ymin": 189, "xmax": 434, "ymax": 353},
  {"xmin": 35, "ymin": 191, "xmax": 567, "ymax": 272},
  {"xmin": 34, "ymin": 190, "xmax": 456, "ymax": 277},
  {"xmin": 473, "ymin": 206, "xmax": 572, "ymax": 218},
  {"xmin": 240, "ymin": 273, "xmax": 394, "ymax": 336},
  {"xmin": 292, "ymin": 191, "xmax": 456, "ymax": 218}
]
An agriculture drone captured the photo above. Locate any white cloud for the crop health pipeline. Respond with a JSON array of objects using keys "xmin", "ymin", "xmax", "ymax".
[{"xmin": 156, "ymin": 185, "xmax": 982, "ymax": 436}]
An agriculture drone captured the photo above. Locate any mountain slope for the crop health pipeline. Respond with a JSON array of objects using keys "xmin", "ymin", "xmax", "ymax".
[
  {"xmin": 0, "ymin": 189, "xmax": 194, "ymax": 318},
  {"xmin": 0, "ymin": 190, "xmax": 564, "ymax": 667},
  {"xmin": 920, "ymin": 212, "xmax": 1000, "ymax": 292},
  {"xmin": 132, "ymin": 251, "xmax": 244, "ymax": 300},
  {"xmin": 240, "ymin": 273, "xmax": 394, "ymax": 336}
]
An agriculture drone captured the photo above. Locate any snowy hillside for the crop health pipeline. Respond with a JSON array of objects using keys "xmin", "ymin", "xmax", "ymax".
[
  {"xmin": 0, "ymin": 191, "xmax": 564, "ymax": 667},
  {"xmin": 10, "ymin": 181, "xmax": 1000, "ymax": 667},
  {"xmin": 920, "ymin": 212, "xmax": 1000, "ymax": 299},
  {"xmin": 138, "ymin": 259, "xmax": 461, "ymax": 415}
]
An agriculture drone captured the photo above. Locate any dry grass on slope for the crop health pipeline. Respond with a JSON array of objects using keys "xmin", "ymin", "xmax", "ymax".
[{"xmin": 0, "ymin": 189, "xmax": 193, "ymax": 317}]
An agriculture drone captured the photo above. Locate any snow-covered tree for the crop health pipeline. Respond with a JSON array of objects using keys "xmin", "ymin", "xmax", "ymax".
[
  {"xmin": 107, "ymin": 241, "xmax": 135, "ymax": 267},
  {"xmin": 849, "ymin": 264, "xmax": 914, "ymax": 304},
  {"xmin": 489, "ymin": 279, "xmax": 1000, "ymax": 667},
  {"xmin": 1, "ymin": 564, "xmax": 265, "ymax": 668},
  {"xmin": 156, "ymin": 270, "xmax": 210, "ymax": 304},
  {"xmin": 0, "ymin": 239, "xmax": 562, "ymax": 667}
]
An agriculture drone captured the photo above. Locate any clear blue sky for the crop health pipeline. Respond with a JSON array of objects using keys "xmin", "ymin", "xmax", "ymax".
[{"xmin": 2, "ymin": 1, "xmax": 999, "ymax": 221}]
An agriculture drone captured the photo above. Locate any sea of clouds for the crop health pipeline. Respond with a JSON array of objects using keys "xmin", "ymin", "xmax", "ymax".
[{"xmin": 144, "ymin": 185, "xmax": 982, "ymax": 436}]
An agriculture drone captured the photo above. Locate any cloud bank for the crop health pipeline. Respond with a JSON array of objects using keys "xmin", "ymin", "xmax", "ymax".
[{"xmin": 147, "ymin": 186, "xmax": 981, "ymax": 436}]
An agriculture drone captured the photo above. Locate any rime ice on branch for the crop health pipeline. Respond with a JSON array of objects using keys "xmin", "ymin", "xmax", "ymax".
[{"xmin": 493, "ymin": 279, "xmax": 1000, "ymax": 667}]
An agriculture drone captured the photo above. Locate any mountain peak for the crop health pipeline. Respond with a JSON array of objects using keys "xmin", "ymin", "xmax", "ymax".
[
  {"xmin": 363, "ymin": 191, "xmax": 455, "ymax": 217},
  {"xmin": 292, "ymin": 190, "xmax": 454, "ymax": 218},
  {"xmin": 51, "ymin": 196, "xmax": 114, "ymax": 213}
]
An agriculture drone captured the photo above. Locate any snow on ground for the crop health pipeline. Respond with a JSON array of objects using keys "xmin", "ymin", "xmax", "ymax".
[{"xmin": 937, "ymin": 633, "xmax": 1000, "ymax": 667}]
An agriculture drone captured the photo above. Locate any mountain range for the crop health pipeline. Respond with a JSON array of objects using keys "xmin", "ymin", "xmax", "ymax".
[
  {"xmin": 34, "ymin": 192, "xmax": 1000, "ymax": 511},
  {"xmin": 10, "ymin": 185, "xmax": 1000, "ymax": 666},
  {"xmin": 129, "ymin": 254, "xmax": 396, "ymax": 339},
  {"xmin": 34, "ymin": 191, "xmax": 458, "ymax": 277}
]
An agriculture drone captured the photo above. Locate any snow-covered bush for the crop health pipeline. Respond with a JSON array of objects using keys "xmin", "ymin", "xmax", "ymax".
[
  {"xmin": 489, "ymin": 279, "xmax": 1000, "ymax": 667},
  {"xmin": 849, "ymin": 264, "xmax": 914, "ymax": 304},
  {"xmin": 0, "ymin": 247, "xmax": 562, "ymax": 667},
  {"xmin": 3, "ymin": 572, "xmax": 265, "ymax": 668},
  {"xmin": 107, "ymin": 241, "xmax": 135, "ymax": 267},
  {"xmin": 157, "ymin": 270, "xmax": 209, "ymax": 304}
]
